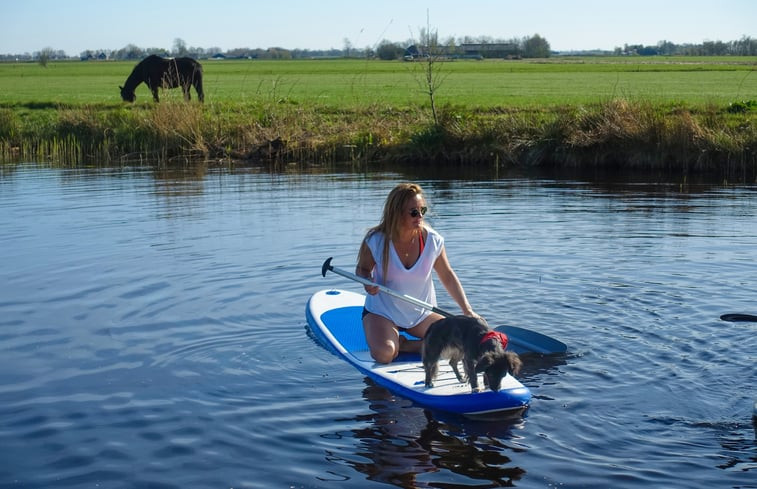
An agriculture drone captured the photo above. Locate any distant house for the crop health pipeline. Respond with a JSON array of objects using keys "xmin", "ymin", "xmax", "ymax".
[
  {"xmin": 403, "ymin": 44, "xmax": 446, "ymax": 60},
  {"xmin": 404, "ymin": 45, "xmax": 421, "ymax": 60},
  {"xmin": 80, "ymin": 51, "xmax": 108, "ymax": 61},
  {"xmin": 211, "ymin": 53, "xmax": 226, "ymax": 60},
  {"xmin": 460, "ymin": 43, "xmax": 519, "ymax": 59}
]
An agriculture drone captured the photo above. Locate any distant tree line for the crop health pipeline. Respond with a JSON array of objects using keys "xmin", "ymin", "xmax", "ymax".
[
  {"xmin": 615, "ymin": 36, "xmax": 757, "ymax": 56},
  {"xmin": 375, "ymin": 34, "xmax": 551, "ymax": 60},
  {"xmin": 1, "ymin": 35, "xmax": 755, "ymax": 62}
]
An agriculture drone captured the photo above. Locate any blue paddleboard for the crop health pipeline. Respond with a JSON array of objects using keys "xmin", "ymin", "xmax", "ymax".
[{"xmin": 306, "ymin": 289, "xmax": 532, "ymax": 417}]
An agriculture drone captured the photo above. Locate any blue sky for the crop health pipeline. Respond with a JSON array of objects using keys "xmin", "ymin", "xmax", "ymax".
[{"xmin": 2, "ymin": 0, "xmax": 755, "ymax": 55}]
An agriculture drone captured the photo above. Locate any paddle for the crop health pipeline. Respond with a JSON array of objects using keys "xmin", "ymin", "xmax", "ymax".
[
  {"xmin": 720, "ymin": 313, "xmax": 757, "ymax": 322},
  {"xmin": 321, "ymin": 257, "xmax": 567, "ymax": 354},
  {"xmin": 321, "ymin": 257, "xmax": 451, "ymax": 317}
]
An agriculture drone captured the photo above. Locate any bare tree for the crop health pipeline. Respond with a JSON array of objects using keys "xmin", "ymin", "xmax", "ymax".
[
  {"xmin": 37, "ymin": 47, "xmax": 56, "ymax": 67},
  {"xmin": 343, "ymin": 38, "xmax": 353, "ymax": 58},
  {"xmin": 173, "ymin": 38, "xmax": 188, "ymax": 57},
  {"xmin": 411, "ymin": 11, "xmax": 447, "ymax": 125}
]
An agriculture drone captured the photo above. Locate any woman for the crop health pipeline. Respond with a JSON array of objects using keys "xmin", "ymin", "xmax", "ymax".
[{"xmin": 356, "ymin": 183, "xmax": 478, "ymax": 363}]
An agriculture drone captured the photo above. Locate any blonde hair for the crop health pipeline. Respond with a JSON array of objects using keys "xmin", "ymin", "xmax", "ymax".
[{"xmin": 361, "ymin": 183, "xmax": 426, "ymax": 280}]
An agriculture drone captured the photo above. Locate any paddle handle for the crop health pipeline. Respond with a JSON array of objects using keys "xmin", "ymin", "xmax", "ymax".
[{"xmin": 321, "ymin": 257, "xmax": 453, "ymax": 318}]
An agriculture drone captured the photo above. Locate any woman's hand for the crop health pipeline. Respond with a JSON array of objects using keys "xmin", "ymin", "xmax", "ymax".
[{"xmin": 462, "ymin": 307, "xmax": 481, "ymax": 319}]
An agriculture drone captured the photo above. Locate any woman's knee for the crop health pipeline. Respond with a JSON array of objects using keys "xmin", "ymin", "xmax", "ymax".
[
  {"xmin": 363, "ymin": 314, "xmax": 399, "ymax": 363},
  {"xmin": 370, "ymin": 340, "xmax": 398, "ymax": 364}
]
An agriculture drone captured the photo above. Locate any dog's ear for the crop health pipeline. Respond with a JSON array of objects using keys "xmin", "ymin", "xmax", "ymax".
[
  {"xmin": 475, "ymin": 352, "xmax": 495, "ymax": 373},
  {"xmin": 506, "ymin": 351, "xmax": 523, "ymax": 376}
]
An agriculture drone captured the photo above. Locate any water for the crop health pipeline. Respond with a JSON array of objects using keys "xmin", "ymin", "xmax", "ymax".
[{"xmin": 0, "ymin": 163, "xmax": 755, "ymax": 488}]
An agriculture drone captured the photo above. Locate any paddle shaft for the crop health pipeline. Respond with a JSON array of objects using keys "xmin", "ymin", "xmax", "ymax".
[
  {"xmin": 320, "ymin": 257, "xmax": 568, "ymax": 354},
  {"xmin": 321, "ymin": 257, "xmax": 453, "ymax": 318}
]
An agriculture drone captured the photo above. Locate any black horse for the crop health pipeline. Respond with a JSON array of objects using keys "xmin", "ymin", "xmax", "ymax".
[{"xmin": 120, "ymin": 55, "xmax": 204, "ymax": 103}]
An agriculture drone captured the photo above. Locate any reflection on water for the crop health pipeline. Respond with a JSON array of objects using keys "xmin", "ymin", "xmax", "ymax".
[
  {"xmin": 326, "ymin": 380, "xmax": 526, "ymax": 488},
  {"xmin": 0, "ymin": 162, "xmax": 755, "ymax": 488},
  {"xmin": 315, "ymin": 350, "xmax": 571, "ymax": 488}
]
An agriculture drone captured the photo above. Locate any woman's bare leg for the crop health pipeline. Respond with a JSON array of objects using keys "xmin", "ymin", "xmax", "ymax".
[
  {"xmin": 363, "ymin": 312, "xmax": 444, "ymax": 362},
  {"xmin": 363, "ymin": 312, "xmax": 401, "ymax": 363}
]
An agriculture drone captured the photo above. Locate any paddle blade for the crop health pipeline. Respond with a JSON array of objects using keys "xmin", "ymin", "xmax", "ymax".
[
  {"xmin": 720, "ymin": 313, "xmax": 757, "ymax": 322},
  {"xmin": 496, "ymin": 325, "xmax": 567, "ymax": 355}
]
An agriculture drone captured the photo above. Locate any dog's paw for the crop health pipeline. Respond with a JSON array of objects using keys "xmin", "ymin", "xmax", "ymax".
[{"xmin": 472, "ymin": 386, "xmax": 484, "ymax": 393}]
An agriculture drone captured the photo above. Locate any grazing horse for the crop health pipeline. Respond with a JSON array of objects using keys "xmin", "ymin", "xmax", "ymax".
[{"xmin": 119, "ymin": 55, "xmax": 204, "ymax": 103}]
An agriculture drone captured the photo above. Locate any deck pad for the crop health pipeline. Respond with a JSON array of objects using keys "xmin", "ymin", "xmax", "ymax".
[{"xmin": 306, "ymin": 289, "xmax": 531, "ymax": 416}]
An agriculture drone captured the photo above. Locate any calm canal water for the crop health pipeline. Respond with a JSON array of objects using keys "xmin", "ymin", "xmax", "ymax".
[{"xmin": 0, "ymin": 163, "xmax": 755, "ymax": 489}]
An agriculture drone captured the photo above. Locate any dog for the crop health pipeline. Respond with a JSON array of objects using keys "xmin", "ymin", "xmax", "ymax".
[{"xmin": 422, "ymin": 315, "xmax": 522, "ymax": 392}]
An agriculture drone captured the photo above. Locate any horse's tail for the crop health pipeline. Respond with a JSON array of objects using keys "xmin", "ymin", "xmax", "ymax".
[{"xmin": 193, "ymin": 61, "xmax": 204, "ymax": 103}]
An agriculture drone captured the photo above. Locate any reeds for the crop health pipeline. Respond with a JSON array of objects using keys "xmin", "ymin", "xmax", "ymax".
[
  {"xmin": 395, "ymin": 100, "xmax": 756, "ymax": 178},
  {"xmin": 1, "ymin": 99, "xmax": 755, "ymax": 179}
]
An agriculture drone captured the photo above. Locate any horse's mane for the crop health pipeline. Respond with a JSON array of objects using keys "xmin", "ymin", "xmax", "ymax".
[{"xmin": 122, "ymin": 58, "xmax": 151, "ymax": 93}]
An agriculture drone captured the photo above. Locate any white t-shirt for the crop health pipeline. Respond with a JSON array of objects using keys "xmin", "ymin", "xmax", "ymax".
[{"xmin": 364, "ymin": 226, "xmax": 444, "ymax": 328}]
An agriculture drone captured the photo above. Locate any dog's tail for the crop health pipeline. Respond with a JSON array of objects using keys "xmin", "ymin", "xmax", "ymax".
[{"xmin": 506, "ymin": 351, "xmax": 522, "ymax": 376}]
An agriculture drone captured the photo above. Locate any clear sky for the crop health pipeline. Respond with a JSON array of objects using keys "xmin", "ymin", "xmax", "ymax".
[{"xmin": 2, "ymin": 0, "xmax": 755, "ymax": 55}]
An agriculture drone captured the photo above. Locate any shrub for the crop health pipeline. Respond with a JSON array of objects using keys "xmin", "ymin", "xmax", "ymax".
[{"xmin": 727, "ymin": 100, "xmax": 757, "ymax": 113}]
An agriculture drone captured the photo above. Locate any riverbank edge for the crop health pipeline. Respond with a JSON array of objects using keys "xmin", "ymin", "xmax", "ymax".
[{"xmin": 1, "ymin": 99, "xmax": 755, "ymax": 180}]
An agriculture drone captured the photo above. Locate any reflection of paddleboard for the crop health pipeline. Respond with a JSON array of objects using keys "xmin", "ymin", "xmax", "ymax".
[{"xmin": 306, "ymin": 289, "xmax": 532, "ymax": 417}]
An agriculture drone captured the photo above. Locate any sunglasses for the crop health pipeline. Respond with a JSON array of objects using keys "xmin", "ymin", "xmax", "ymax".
[{"xmin": 409, "ymin": 206, "xmax": 428, "ymax": 218}]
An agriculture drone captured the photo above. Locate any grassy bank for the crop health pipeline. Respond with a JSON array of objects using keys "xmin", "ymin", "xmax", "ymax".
[{"xmin": 0, "ymin": 58, "xmax": 755, "ymax": 178}]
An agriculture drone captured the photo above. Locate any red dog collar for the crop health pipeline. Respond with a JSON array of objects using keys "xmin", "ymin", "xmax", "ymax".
[{"xmin": 480, "ymin": 330, "xmax": 509, "ymax": 349}]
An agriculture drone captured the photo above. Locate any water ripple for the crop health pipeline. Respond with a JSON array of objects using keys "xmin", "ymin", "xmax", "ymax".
[{"xmin": 1, "ymin": 166, "xmax": 755, "ymax": 488}]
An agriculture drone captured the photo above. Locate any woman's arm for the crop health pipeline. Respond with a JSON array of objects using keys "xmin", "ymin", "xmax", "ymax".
[
  {"xmin": 433, "ymin": 247, "xmax": 476, "ymax": 316},
  {"xmin": 356, "ymin": 240, "xmax": 379, "ymax": 295}
]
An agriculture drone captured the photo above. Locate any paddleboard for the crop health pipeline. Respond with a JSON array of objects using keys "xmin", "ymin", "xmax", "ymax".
[{"xmin": 306, "ymin": 289, "xmax": 532, "ymax": 417}]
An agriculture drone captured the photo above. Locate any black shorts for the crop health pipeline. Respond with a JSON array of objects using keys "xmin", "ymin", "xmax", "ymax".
[{"xmin": 362, "ymin": 307, "xmax": 409, "ymax": 332}]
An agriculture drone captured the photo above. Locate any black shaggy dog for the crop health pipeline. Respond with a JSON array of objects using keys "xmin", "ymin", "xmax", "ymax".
[{"xmin": 422, "ymin": 316, "xmax": 522, "ymax": 392}]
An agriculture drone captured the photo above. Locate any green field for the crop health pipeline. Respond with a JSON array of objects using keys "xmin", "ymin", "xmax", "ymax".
[
  {"xmin": 1, "ymin": 57, "xmax": 755, "ymax": 108},
  {"xmin": 0, "ymin": 57, "xmax": 755, "ymax": 175}
]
